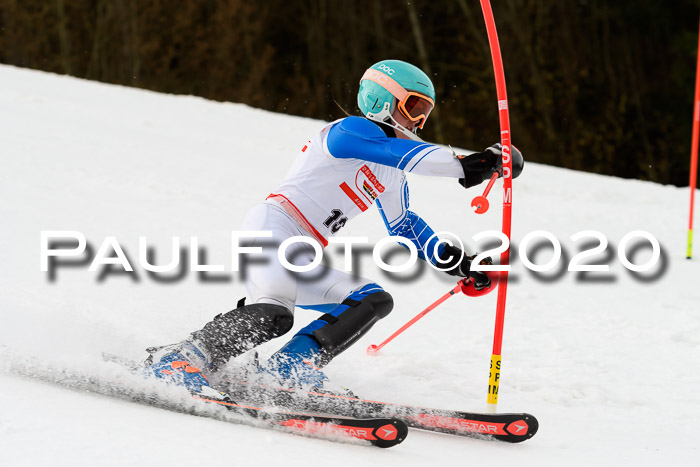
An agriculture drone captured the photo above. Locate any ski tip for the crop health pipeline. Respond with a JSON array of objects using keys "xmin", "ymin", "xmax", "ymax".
[
  {"xmin": 372, "ymin": 419, "xmax": 408, "ymax": 448},
  {"xmin": 495, "ymin": 413, "xmax": 539, "ymax": 443}
]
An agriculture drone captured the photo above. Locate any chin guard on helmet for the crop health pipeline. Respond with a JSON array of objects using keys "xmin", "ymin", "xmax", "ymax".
[{"xmin": 365, "ymin": 101, "xmax": 426, "ymax": 142}]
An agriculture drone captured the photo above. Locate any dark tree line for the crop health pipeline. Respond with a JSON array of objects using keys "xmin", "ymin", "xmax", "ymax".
[{"xmin": 2, "ymin": 0, "xmax": 699, "ymax": 186}]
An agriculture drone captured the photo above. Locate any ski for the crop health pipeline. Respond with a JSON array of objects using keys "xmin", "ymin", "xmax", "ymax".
[
  {"xmin": 5, "ymin": 355, "xmax": 407, "ymax": 448},
  {"xmin": 220, "ymin": 378, "xmax": 538, "ymax": 443},
  {"xmin": 101, "ymin": 352, "xmax": 536, "ymax": 443},
  {"xmin": 191, "ymin": 393, "xmax": 407, "ymax": 448}
]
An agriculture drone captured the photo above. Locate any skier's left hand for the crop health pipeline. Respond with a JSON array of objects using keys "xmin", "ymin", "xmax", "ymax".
[{"xmin": 438, "ymin": 244, "xmax": 493, "ymax": 290}]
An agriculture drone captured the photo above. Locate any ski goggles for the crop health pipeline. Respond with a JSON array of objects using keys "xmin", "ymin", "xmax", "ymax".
[{"xmin": 360, "ymin": 68, "xmax": 435, "ymax": 129}]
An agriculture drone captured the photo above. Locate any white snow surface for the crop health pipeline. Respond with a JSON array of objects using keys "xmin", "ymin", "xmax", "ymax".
[{"xmin": 1, "ymin": 64, "xmax": 699, "ymax": 466}]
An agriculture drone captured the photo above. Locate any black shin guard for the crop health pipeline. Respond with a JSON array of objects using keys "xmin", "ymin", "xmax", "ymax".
[
  {"xmin": 193, "ymin": 302, "xmax": 293, "ymax": 369},
  {"xmin": 312, "ymin": 291, "xmax": 393, "ymax": 365}
]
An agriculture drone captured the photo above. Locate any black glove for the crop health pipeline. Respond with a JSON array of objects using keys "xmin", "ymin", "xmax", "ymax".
[
  {"xmin": 457, "ymin": 143, "xmax": 524, "ymax": 189},
  {"xmin": 438, "ymin": 244, "xmax": 493, "ymax": 290},
  {"xmin": 511, "ymin": 145, "xmax": 524, "ymax": 179}
]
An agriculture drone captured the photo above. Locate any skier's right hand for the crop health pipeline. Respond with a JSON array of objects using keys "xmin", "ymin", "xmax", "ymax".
[
  {"xmin": 456, "ymin": 143, "xmax": 524, "ymax": 189},
  {"xmin": 438, "ymin": 244, "xmax": 492, "ymax": 290}
]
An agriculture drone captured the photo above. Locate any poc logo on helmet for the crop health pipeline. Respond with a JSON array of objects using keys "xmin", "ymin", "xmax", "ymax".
[{"xmin": 378, "ymin": 64, "xmax": 395, "ymax": 75}]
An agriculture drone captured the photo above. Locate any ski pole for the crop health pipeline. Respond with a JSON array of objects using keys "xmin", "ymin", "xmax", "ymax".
[
  {"xmin": 367, "ymin": 272, "xmax": 500, "ymax": 355},
  {"xmin": 471, "ymin": 172, "xmax": 499, "ymax": 214},
  {"xmin": 366, "ymin": 281, "xmax": 466, "ymax": 355}
]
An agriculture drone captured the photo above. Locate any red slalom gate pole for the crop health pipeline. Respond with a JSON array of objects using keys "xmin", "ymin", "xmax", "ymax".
[
  {"xmin": 366, "ymin": 282, "xmax": 464, "ymax": 355},
  {"xmin": 687, "ymin": 16, "xmax": 700, "ymax": 259},
  {"xmin": 480, "ymin": 0, "xmax": 514, "ymax": 413}
]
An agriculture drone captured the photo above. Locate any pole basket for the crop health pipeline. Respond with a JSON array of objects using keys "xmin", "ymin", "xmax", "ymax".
[{"xmin": 460, "ymin": 272, "xmax": 500, "ymax": 297}]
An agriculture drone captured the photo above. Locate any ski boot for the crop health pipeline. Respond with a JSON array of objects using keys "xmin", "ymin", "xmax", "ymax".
[
  {"xmin": 262, "ymin": 336, "xmax": 357, "ymax": 398},
  {"xmin": 259, "ymin": 284, "xmax": 394, "ymax": 398},
  {"xmin": 144, "ymin": 340, "xmax": 231, "ymax": 402}
]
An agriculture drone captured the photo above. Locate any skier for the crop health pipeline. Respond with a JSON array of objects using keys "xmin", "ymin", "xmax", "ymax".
[{"xmin": 144, "ymin": 59, "xmax": 523, "ymax": 397}]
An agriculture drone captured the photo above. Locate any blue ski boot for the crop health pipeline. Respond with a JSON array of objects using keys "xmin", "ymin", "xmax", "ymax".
[
  {"xmin": 144, "ymin": 340, "xmax": 220, "ymax": 396},
  {"xmin": 262, "ymin": 334, "xmax": 355, "ymax": 397},
  {"xmin": 262, "ymin": 284, "xmax": 393, "ymax": 397}
]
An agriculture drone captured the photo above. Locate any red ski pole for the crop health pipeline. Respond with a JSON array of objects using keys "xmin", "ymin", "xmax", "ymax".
[
  {"xmin": 367, "ymin": 281, "xmax": 465, "ymax": 355},
  {"xmin": 367, "ymin": 276, "xmax": 498, "ymax": 355},
  {"xmin": 471, "ymin": 172, "xmax": 499, "ymax": 214}
]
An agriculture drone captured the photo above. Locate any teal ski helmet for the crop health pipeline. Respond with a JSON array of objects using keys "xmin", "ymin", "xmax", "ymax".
[{"xmin": 357, "ymin": 59, "xmax": 436, "ymax": 131}]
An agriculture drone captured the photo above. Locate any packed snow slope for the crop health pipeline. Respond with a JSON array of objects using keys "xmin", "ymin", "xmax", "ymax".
[{"xmin": 1, "ymin": 64, "xmax": 698, "ymax": 466}]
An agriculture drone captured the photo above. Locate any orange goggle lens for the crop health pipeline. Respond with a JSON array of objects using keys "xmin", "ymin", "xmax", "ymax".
[{"xmin": 398, "ymin": 93, "xmax": 434, "ymax": 129}]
